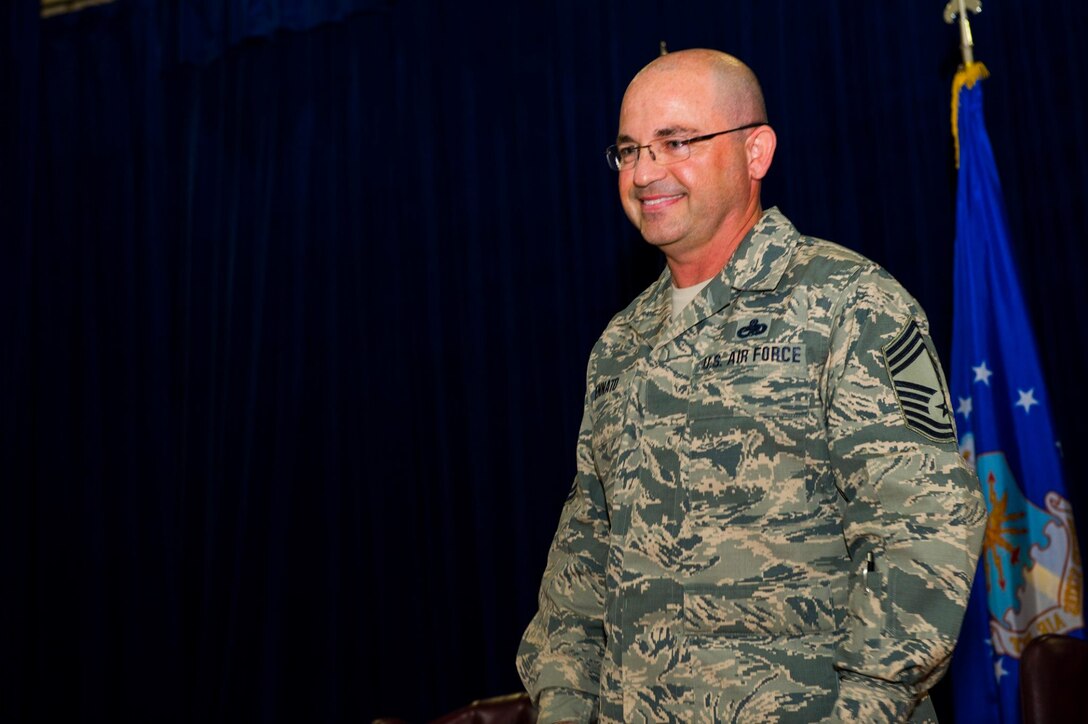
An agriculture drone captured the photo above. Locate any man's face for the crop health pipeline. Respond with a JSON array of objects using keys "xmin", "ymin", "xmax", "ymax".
[{"xmin": 617, "ymin": 68, "xmax": 753, "ymax": 256}]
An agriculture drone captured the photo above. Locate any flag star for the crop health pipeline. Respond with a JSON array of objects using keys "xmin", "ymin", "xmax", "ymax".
[
  {"xmin": 1016, "ymin": 388, "xmax": 1039, "ymax": 414},
  {"xmin": 957, "ymin": 397, "xmax": 973, "ymax": 419},
  {"xmin": 973, "ymin": 361, "xmax": 993, "ymax": 385},
  {"xmin": 994, "ymin": 657, "xmax": 1008, "ymax": 682}
]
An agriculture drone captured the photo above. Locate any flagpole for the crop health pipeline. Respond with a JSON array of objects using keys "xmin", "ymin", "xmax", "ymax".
[
  {"xmin": 947, "ymin": 1, "xmax": 989, "ymax": 168},
  {"xmin": 943, "ymin": 0, "xmax": 982, "ymax": 67}
]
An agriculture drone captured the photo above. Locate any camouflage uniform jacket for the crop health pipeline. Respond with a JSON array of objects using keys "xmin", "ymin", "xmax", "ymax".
[{"xmin": 517, "ymin": 208, "xmax": 987, "ymax": 723}]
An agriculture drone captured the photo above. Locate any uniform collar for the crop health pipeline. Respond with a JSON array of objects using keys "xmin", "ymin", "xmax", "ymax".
[
  {"xmin": 622, "ymin": 207, "xmax": 800, "ymax": 346},
  {"xmin": 728, "ymin": 206, "xmax": 799, "ymax": 292}
]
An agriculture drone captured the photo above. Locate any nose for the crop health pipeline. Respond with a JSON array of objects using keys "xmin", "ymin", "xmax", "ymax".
[{"xmin": 631, "ymin": 147, "xmax": 666, "ymax": 186}]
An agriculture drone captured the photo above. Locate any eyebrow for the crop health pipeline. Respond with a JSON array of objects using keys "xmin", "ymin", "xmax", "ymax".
[
  {"xmin": 654, "ymin": 126, "xmax": 698, "ymax": 138},
  {"xmin": 615, "ymin": 126, "xmax": 699, "ymax": 144}
]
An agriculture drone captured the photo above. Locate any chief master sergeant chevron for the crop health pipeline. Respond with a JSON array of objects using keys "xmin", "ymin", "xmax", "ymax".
[{"xmin": 516, "ymin": 49, "xmax": 987, "ymax": 723}]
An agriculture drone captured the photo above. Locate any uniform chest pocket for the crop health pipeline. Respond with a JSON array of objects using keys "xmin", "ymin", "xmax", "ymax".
[
  {"xmin": 589, "ymin": 368, "xmax": 636, "ymax": 485},
  {"xmin": 685, "ymin": 344, "xmax": 815, "ymax": 519},
  {"xmin": 689, "ymin": 342, "xmax": 812, "ymax": 420}
]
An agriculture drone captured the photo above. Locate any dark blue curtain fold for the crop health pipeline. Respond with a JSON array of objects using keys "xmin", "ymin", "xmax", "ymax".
[
  {"xmin": 7, "ymin": 1, "xmax": 1088, "ymax": 722},
  {"xmin": 166, "ymin": 0, "xmax": 390, "ymax": 65},
  {"xmin": 2, "ymin": 0, "xmax": 39, "ymax": 718}
]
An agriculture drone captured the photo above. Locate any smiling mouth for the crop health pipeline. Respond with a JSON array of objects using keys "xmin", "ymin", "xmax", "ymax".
[{"xmin": 640, "ymin": 194, "xmax": 683, "ymax": 209}]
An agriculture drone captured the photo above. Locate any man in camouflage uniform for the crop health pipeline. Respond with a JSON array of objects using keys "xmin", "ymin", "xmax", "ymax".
[{"xmin": 517, "ymin": 49, "xmax": 987, "ymax": 723}]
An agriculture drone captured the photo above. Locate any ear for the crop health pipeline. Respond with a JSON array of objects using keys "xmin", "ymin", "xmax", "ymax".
[{"xmin": 746, "ymin": 125, "xmax": 777, "ymax": 181}]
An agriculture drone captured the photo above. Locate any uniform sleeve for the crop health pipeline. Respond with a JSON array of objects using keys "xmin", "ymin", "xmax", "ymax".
[
  {"xmin": 517, "ymin": 391, "xmax": 610, "ymax": 724},
  {"xmin": 822, "ymin": 267, "xmax": 987, "ymax": 722}
]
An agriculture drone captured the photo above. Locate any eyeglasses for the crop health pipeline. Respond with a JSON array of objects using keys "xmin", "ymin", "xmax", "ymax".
[{"xmin": 604, "ymin": 121, "xmax": 767, "ymax": 171}]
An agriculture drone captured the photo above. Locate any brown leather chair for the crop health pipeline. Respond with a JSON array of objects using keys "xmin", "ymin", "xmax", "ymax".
[
  {"xmin": 373, "ymin": 692, "xmax": 537, "ymax": 724},
  {"xmin": 1020, "ymin": 633, "xmax": 1088, "ymax": 724}
]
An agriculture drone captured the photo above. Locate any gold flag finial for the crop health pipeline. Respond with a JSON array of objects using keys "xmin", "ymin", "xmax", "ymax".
[
  {"xmin": 943, "ymin": 0, "xmax": 982, "ymax": 67},
  {"xmin": 659, "ymin": 41, "xmax": 668, "ymax": 56}
]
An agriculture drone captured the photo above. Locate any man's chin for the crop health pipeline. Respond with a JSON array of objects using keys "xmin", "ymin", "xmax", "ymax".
[{"xmin": 638, "ymin": 227, "xmax": 683, "ymax": 248}]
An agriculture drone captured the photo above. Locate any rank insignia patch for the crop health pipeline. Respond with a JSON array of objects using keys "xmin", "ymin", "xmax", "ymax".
[{"xmin": 882, "ymin": 319, "xmax": 956, "ymax": 442}]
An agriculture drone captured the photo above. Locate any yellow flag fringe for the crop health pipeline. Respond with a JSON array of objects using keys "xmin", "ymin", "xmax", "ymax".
[{"xmin": 952, "ymin": 62, "xmax": 991, "ymax": 168}]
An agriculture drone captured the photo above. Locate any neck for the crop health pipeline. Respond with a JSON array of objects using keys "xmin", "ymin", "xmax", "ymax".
[{"xmin": 667, "ymin": 201, "xmax": 763, "ymax": 288}]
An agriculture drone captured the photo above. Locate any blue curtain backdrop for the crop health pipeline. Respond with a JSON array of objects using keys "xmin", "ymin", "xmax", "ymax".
[{"xmin": 4, "ymin": 1, "xmax": 1087, "ymax": 722}]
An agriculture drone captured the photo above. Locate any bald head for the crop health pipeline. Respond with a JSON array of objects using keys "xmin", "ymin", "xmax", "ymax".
[
  {"xmin": 614, "ymin": 49, "xmax": 777, "ymax": 283},
  {"xmin": 626, "ymin": 49, "xmax": 767, "ymax": 129}
]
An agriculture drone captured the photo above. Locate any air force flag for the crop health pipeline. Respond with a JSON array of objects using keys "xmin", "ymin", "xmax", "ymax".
[{"xmin": 949, "ymin": 63, "xmax": 1084, "ymax": 724}]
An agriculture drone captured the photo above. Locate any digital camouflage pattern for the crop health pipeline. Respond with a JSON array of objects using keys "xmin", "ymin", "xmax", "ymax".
[{"xmin": 518, "ymin": 208, "xmax": 987, "ymax": 723}]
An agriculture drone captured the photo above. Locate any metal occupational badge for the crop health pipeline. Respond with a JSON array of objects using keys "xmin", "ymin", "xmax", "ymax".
[{"xmin": 882, "ymin": 319, "xmax": 957, "ymax": 442}]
